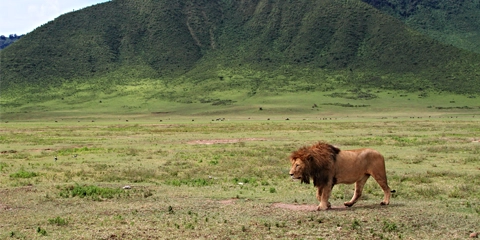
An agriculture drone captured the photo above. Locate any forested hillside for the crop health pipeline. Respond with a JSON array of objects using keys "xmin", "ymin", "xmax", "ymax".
[
  {"xmin": 362, "ymin": 0, "xmax": 480, "ymax": 53},
  {"xmin": 1, "ymin": 0, "xmax": 479, "ymax": 100}
]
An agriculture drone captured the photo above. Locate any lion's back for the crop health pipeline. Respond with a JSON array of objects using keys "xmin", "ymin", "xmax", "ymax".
[{"xmin": 335, "ymin": 148, "xmax": 385, "ymax": 184}]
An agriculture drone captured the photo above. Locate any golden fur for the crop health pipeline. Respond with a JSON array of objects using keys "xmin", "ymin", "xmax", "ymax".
[{"xmin": 289, "ymin": 141, "xmax": 392, "ymax": 210}]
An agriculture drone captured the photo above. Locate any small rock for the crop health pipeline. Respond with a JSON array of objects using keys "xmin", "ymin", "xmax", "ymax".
[
  {"xmin": 470, "ymin": 232, "xmax": 478, "ymax": 238},
  {"xmin": 123, "ymin": 185, "xmax": 131, "ymax": 189}
]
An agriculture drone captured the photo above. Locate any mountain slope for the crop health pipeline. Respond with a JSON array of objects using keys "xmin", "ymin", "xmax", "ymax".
[
  {"xmin": 1, "ymin": 0, "xmax": 480, "ymax": 98},
  {"xmin": 1, "ymin": 0, "xmax": 205, "ymax": 86},
  {"xmin": 362, "ymin": 0, "xmax": 480, "ymax": 53}
]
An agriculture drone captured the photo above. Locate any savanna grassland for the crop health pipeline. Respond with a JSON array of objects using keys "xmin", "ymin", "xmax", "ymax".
[
  {"xmin": 1, "ymin": 113, "xmax": 479, "ymax": 239},
  {"xmin": 2, "ymin": 0, "xmax": 480, "ymax": 239}
]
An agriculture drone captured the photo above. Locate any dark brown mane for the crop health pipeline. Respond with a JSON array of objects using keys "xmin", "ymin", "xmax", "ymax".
[{"xmin": 290, "ymin": 141, "xmax": 340, "ymax": 186}]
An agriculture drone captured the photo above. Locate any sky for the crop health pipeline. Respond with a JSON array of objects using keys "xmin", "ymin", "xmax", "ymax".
[{"xmin": 1, "ymin": 0, "xmax": 110, "ymax": 35}]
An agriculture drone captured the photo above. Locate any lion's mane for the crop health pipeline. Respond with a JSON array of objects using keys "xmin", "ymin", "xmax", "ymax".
[{"xmin": 289, "ymin": 142, "xmax": 340, "ymax": 186}]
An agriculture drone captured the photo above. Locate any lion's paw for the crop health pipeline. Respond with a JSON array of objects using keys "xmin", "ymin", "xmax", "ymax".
[
  {"xmin": 317, "ymin": 205, "xmax": 331, "ymax": 211},
  {"xmin": 344, "ymin": 202, "xmax": 355, "ymax": 207}
]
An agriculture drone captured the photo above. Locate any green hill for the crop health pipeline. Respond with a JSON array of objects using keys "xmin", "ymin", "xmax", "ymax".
[
  {"xmin": 362, "ymin": 0, "xmax": 480, "ymax": 54},
  {"xmin": 1, "ymin": 0, "xmax": 480, "ymax": 113}
]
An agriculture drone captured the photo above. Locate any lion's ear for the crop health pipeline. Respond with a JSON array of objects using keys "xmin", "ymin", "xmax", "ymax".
[
  {"xmin": 330, "ymin": 145, "xmax": 340, "ymax": 154},
  {"xmin": 307, "ymin": 154, "xmax": 314, "ymax": 162}
]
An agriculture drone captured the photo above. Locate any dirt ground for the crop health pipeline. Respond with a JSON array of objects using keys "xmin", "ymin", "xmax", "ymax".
[
  {"xmin": 217, "ymin": 198, "xmax": 347, "ymax": 212},
  {"xmin": 271, "ymin": 203, "xmax": 349, "ymax": 211}
]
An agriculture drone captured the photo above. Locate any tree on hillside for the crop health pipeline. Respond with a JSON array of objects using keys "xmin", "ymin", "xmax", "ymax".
[{"xmin": 0, "ymin": 34, "xmax": 24, "ymax": 50}]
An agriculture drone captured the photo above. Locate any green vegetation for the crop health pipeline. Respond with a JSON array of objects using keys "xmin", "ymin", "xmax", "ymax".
[
  {"xmin": 1, "ymin": 0, "xmax": 480, "ymax": 114},
  {"xmin": 1, "ymin": 1, "xmax": 480, "ymax": 237},
  {"xmin": 59, "ymin": 184, "xmax": 126, "ymax": 200},
  {"xmin": 165, "ymin": 178, "xmax": 215, "ymax": 187},
  {"xmin": 1, "ymin": 114, "xmax": 479, "ymax": 238},
  {"xmin": 0, "ymin": 162, "xmax": 7, "ymax": 172},
  {"xmin": 36, "ymin": 227, "xmax": 47, "ymax": 236},
  {"xmin": 10, "ymin": 168, "xmax": 38, "ymax": 178},
  {"xmin": 0, "ymin": 34, "xmax": 24, "ymax": 50},
  {"xmin": 363, "ymin": 0, "xmax": 480, "ymax": 53},
  {"xmin": 48, "ymin": 217, "xmax": 68, "ymax": 226}
]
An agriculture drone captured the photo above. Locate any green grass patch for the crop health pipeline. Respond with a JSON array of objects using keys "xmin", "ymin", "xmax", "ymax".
[
  {"xmin": 164, "ymin": 178, "xmax": 215, "ymax": 187},
  {"xmin": 9, "ymin": 169, "xmax": 38, "ymax": 178},
  {"xmin": 382, "ymin": 220, "xmax": 398, "ymax": 232},
  {"xmin": 0, "ymin": 162, "xmax": 7, "ymax": 172},
  {"xmin": 48, "ymin": 217, "xmax": 68, "ymax": 226},
  {"xmin": 57, "ymin": 147, "xmax": 106, "ymax": 156},
  {"xmin": 36, "ymin": 227, "xmax": 47, "ymax": 236},
  {"xmin": 59, "ymin": 184, "xmax": 125, "ymax": 200}
]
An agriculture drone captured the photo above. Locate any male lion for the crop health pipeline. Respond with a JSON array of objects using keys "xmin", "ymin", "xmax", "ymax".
[{"xmin": 289, "ymin": 141, "xmax": 393, "ymax": 210}]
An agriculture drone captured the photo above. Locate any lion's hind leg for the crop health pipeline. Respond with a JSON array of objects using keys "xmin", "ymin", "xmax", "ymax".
[
  {"xmin": 371, "ymin": 172, "xmax": 391, "ymax": 205},
  {"xmin": 344, "ymin": 175, "xmax": 369, "ymax": 207}
]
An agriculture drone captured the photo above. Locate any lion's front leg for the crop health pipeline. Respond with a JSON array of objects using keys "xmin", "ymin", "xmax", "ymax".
[
  {"xmin": 316, "ymin": 185, "xmax": 332, "ymax": 210},
  {"xmin": 315, "ymin": 187, "xmax": 323, "ymax": 202}
]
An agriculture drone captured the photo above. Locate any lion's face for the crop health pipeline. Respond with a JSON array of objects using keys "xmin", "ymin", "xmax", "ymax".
[{"xmin": 289, "ymin": 158, "xmax": 306, "ymax": 181}]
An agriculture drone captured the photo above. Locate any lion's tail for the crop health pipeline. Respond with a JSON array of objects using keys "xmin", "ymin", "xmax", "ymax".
[{"xmin": 391, "ymin": 190, "xmax": 396, "ymax": 193}]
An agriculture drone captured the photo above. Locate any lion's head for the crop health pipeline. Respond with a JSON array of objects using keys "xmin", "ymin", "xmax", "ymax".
[{"xmin": 289, "ymin": 142, "xmax": 340, "ymax": 186}]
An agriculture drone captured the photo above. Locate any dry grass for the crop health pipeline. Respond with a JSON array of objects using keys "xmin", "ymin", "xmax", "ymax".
[{"xmin": 1, "ymin": 116, "xmax": 479, "ymax": 239}]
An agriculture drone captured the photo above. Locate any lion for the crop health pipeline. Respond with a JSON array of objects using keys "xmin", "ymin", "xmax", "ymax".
[{"xmin": 289, "ymin": 141, "xmax": 393, "ymax": 210}]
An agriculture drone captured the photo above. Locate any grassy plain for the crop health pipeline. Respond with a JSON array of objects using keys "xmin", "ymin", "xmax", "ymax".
[{"xmin": 1, "ymin": 109, "xmax": 479, "ymax": 239}]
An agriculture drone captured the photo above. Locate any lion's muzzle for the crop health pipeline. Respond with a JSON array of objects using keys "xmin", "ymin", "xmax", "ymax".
[{"xmin": 290, "ymin": 173, "xmax": 300, "ymax": 180}]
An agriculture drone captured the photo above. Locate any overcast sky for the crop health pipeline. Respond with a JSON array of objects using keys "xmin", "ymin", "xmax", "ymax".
[{"xmin": 1, "ymin": 0, "xmax": 110, "ymax": 35}]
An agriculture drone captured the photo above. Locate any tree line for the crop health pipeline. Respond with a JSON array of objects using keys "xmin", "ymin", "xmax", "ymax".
[{"xmin": 0, "ymin": 34, "xmax": 24, "ymax": 50}]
